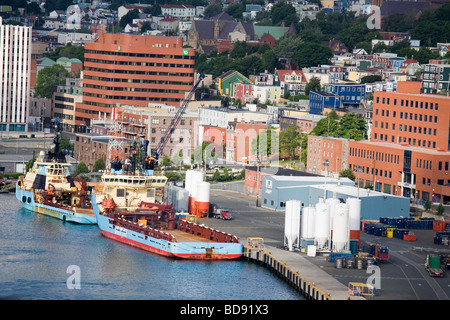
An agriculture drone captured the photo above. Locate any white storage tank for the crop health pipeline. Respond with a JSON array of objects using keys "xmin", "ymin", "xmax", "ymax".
[
  {"xmin": 195, "ymin": 181, "xmax": 210, "ymax": 217},
  {"xmin": 284, "ymin": 200, "xmax": 301, "ymax": 251},
  {"xmin": 332, "ymin": 203, "xmax": 349, "ymax": 252},
  {"xmin": 305, "ymin": 206, "xmax": 316, "ymax": 239},
  {"xmin": 314, "ymin": 202, "xmax": 330, "ymax": 249},
  {"xmin": 346, "ymin": 197, "xmax": 361, "ymax": 241},
  {"xmin": 326, "ymin": 198, "xmax": 340, "ymax": 232}
]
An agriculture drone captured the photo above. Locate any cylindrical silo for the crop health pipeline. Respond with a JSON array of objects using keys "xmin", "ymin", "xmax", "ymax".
[
  {"xmin": 187, "ymin": 170, "xmax": 204, "ymax": 215},
  {"xmin": 306, "ymin": 206, "xmax": 316, "ymax": 239},
  {"xmin": 314, "ymin": 202, "xmax": 330, "ymax": 249},
  {"xmin": 284, "ymin": 200, "xmax": 301, "ymax": 251},
  {"xmin": 326, "ymin": 198, "xmax": 340, "ymax": 235},
  {"xmin": 195, "ymin": 181, "xmax": 210, "ymax": 218},
  {"xmin": 175, "ymin": 186, "xmax": 189, "ymax": 212},
  {"xmin": 347, "ymin": 197, "xmax": 361, "ymax": 241},
  {"xmin": 332, "ymin": 203, "xmax": 349, "ymax": 252},
  {"xmin": 301, "ymin": 207, "xmax": 310, "ymax": 240}
]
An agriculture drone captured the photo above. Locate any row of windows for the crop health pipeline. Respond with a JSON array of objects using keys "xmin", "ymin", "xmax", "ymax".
[
  {"xmin": 375, "ymin": 97, "xmax": 439, "ymax": 110},
  {"xmin": 83, "ymin": 92, "xmax": 183, "ymax": 101},
  {"xmin": 349, "ymin": 163, "xmax": 393, "ymax": 179},
  {"xmin": 85, "ymin": 49, "xmax": 194, "ymax": 60},
  {"xmin": 374, "ymin": 133, "xmax": 437, "ymax": 149},
  {"xmin": 376, "ymin": 109, "xmax": 438, "ymax": 122},
  {"xmin": 85, "ymin": 57, "xmax": 193, "ymax": 69},
  {"xmin": 84, "ymin": 66, "xmax": 193, "ymax": 77},
  {"xmin": 84, "ymin": 75, "xmax": 189, "ymax": 86},
  {"xmin": 84, "ymin": 83, "xmax": 185, "ymax": 94},
  {"xmin": 374, "ymin": 121, "xmax": 437, "ymax": 135},
  {"xmin": 349, "ymin": 147, "xmax": 400, "ymax": 164}
]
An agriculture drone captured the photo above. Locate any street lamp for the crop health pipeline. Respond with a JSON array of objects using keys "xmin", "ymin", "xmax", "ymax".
[{"xmin": 323, "ymin": 158, "xmax": 329, "ymax": 201}]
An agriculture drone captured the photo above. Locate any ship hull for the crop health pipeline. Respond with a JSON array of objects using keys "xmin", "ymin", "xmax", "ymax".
[
  {"xmin": 16, "ymin": 187, "xmax": 96, "ymax": 224},
  {"xmin": 93, "ymin": 194, "xmax": 242, "ymax": 260}
]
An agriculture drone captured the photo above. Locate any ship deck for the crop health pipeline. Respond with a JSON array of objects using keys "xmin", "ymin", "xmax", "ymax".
[
  {"xmin": 75, "ymin": 208, "xmax": 95, "ymax": 216},
  {"xmin": 169, "ymin": 229, "xmax": 214, "ymax": 243}
]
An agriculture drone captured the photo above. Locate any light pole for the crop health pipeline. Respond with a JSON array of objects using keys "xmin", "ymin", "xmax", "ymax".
[{"xmin": 323, "ymin": 158, "xmax": 329, "ymax": 201}]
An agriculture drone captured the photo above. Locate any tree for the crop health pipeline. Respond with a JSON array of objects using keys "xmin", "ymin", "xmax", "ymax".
[
  {"xmin": 335, "ymin": 113, "xmax": 367, "ymax": 140},
  {"xmin": 34, "ymin": 64, "xmax": 70, "ymax": 98},
  {"xmin": 93, "ymin": 158, "xmax": 106, "ymax": 172},
  {"xmin": 204, "ymin": 2, "xmax": 223, "ymax": 18},
  {"xmin": 273, "ymin": 35, "xmax": 303, "ymax": 60},
  {"xmin": 339, "ymin": 168, "xmax": 355, "ymax": 181},
  {"xmin": 119, "ymin": 9, "xmax": 139, "ymax": 29},
  {"xmin": 280, "ymin": 124, "xmax": 302, "ymax": 159},
  {"xmin": 436, "ymin": 203, "xmax": 444, "ymax": 215},
  {"xmin": 294, "ymin": 42, "xmax": 332, "ymax": 68},
  {"xmin": 75, "ymin": 162, "xmax": 89, "ymax": 176},
  {"xmin": 310, "ymin": 115, "xmax": 339, "ymax": 137},
  {"xmin": 424, "ymin": 200, "xmax": 431, "ymax": 211},
  {"xmin": 304, "ymin": 77, "xmax": 321, "ymax": 95},
  {"xmin": 251, "ymin": 128, "xmax": 279, "ymax": 159}
]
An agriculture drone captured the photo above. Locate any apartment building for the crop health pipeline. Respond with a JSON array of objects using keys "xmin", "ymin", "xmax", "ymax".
[
  {"xmin": 0, "ymin": 17, "xmax": 32, "ymax": 133},
  {"xmin": 77, "ymin": 33, "xmax": 195, "ymax": 130}
]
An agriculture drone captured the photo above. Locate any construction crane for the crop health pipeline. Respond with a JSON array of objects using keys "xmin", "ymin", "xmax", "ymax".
[{"xmin": 149, "ymin": 73, "xmax": 205, "ymax": 166}]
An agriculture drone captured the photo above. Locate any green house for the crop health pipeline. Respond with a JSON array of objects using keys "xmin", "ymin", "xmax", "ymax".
[{"xmin": 217, "ymin": 70, "xmax": 253, "ymax": 98}]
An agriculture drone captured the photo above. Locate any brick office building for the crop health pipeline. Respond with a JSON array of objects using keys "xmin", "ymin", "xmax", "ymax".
[
  {"xmin": 76, "ymin": 33, "xmax": 195, "ymax": 131},
  {"xmin": 309, "ymin": 82, "xmax": 450, "ymax": 203}
]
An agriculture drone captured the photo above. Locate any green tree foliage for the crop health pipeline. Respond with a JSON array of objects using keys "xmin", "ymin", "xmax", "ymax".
[
  {"xmin": 75, "ymin": 162, "xmax": 89, "ymax": 176},
  {"xmin": 294, "ymin": 42, "xmax": 333, "ymax": 68},
  {"xmin": 304, "ymin": 77, "xmax": 321, "ymax": 95},
  {"xmin": 280, "ymin": 124, "xmax": 302, "ymax": 159},
  {"xmin": 119, "ymin": 9, "xmax": 139, "ymax": 29},
  {"xmin": 270, "ymin": 1, "xmax": 297, "ymax": 26},
  {"xmin": 310, "ymin": 112, "xmax": 367, "ymax": 140},
  {"xmin": 204, "ymin": 2, "xmax": 223, "ymax": 18},
  {"xmin": 360, "ymin": 75, "xmax": 382, "ymax": 84},
  {"xmin": 339, "ymin": 168, "xmax": 355, "ymax": 181},
  {"xmin": 45, "ymin": 43, "xmax": 85, "ymax": 62},
  {"xmin": 93, "ymin": 158, "xmax": 106, "ymax": 172},
  {"xmin": 251, "ymin": 128, "xmax": 279, "ymax": 158},
  {"xmin": 436, "ymin": 203, "xmax": 444, "ymax": 215},
  {"xmin": 34, "ymin": 64, "xmax": 70, "ymax": 98}
]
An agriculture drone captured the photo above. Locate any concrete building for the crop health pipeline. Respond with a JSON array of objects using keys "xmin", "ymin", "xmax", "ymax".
[
  {"xmin": 198, "ymin": 107, "xmax": 271, "ymax": 128},
  {"xmin": 52, "ymin": 78, "xmax": 83, "ymax": 132},
  {"xmin": 78, "ymin": 33, "xmax": 195, "ymax": 130},
  {"xmin": 0, "ymin": 17, "xmax": 32, "ymax": 133}
]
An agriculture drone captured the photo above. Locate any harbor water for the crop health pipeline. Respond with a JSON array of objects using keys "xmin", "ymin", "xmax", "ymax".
[{"xmin": 0, "ymin": 193, "xmax": 303, "ymax": 300}]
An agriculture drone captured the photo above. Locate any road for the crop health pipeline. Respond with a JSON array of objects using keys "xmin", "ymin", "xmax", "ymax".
[{"xmin": 198, "ymin": 189, "xmax": 450, "ymax": 300}]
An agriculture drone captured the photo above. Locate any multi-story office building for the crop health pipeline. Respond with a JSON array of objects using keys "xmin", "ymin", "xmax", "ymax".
[
  {"xmin": 52, "ymin": 78, "xmax": 83, "ymax": 132},
  {"xmin": 0, "ymin": 17, "xmax": 32, "ymax": 133},
  {"xmin": 308, "ymin": 82, "xmax": 450, "ymax": 204},
  {"xmin": 77, "ymin": 33, "xmax": 195, "ymax": 131}
]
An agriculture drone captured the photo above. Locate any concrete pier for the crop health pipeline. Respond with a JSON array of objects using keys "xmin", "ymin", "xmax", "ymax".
[{"xmin": 243, "ymin": 244, "xmax": 365, "ymax": 300}]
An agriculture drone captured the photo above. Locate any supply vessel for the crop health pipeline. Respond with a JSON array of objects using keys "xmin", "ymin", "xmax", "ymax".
[
  {"xmin": 92, "ymin": 149, "xmax": 242, "ymax": 260},
  {"xmin": 15, "ymin": 121, "xmax": 96, "ymax": 224}
]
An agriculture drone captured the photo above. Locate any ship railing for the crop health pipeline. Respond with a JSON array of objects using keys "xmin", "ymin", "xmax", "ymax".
[
  {"xmin": 117, "ymin": 218, "xmax": 176, "ymax": 242},
  {"xmin": 178, "ymin": 220, "xmax": 240, "ymax": 243}
]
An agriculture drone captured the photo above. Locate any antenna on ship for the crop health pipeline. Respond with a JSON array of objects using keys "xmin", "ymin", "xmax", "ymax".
[{"xmin": 107, "ymin": 120, "xmax": 124, "ymax": 173}]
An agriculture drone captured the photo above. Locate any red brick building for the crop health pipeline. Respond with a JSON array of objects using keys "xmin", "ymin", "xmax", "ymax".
[
  {"xmin": 76, "ymin": 33, "xmax": 195, "ymax": 131},
  {"xmin": 226, "ymin": 122, "xmax": 268, "ymax": 163}
]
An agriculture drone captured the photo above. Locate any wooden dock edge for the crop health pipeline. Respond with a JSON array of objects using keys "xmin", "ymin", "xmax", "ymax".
[{"xmin": 243, "ymin": 245, "xmax": 365, "ymax": 300}]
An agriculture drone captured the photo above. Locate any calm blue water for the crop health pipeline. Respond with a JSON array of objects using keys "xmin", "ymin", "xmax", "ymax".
[{"xmin": 0, "ymin": 193, "xmax": 302, "ymax": 300}]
